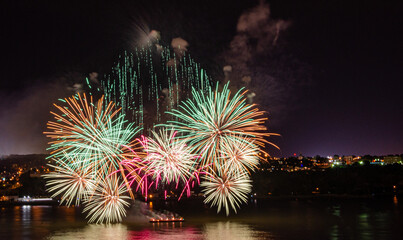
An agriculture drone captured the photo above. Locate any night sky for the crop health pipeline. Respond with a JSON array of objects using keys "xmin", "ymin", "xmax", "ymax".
[{"xmin": 0, "ymin": 0, "xmax": 401, "ymax": 157}]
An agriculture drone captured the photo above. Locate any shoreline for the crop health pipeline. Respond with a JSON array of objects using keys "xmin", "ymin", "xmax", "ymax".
[{"xmin": 1, "ymin": 193, "xmax": 399, "ymax": 207}]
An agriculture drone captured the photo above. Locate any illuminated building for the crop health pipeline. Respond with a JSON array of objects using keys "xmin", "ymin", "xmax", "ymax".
[{"xmin": 384, "ymin": 156, "xmax": 402, "ymax": 164}]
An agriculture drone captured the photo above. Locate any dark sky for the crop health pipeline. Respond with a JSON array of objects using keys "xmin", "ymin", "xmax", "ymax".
[{"xmin": 0, "ymin": 0, "xmax": 402, "ymax": 157}]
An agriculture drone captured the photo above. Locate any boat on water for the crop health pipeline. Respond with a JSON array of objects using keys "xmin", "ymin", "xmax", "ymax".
[{"xmin": 149, "ymin": 217, "xmax": 184, "ymax": 223}]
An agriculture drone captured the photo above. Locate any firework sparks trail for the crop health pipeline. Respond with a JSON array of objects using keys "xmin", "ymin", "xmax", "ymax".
[{"xmin": 100, "ymin": 45, "xmax": 211, "ymax": 133}]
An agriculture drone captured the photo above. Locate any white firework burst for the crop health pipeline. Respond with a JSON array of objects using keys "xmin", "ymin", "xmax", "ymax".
[
  {"xmin": 220, "ymin": 137, "xmax": 260, "ymax": 174},
  {"xmin": 83, "ymin": 173, "xmax": 130, "ymax": 224},
  {"xmin": 201, "ymin": 170, "xmax": 252, "ymax": 215},
  {"xmin": 140, "ymin": 128, "xmax": 197, "ymax": 184},
  {"xmin": 45, "ymin": 158, "xmax": 96, "ymax": 207}
]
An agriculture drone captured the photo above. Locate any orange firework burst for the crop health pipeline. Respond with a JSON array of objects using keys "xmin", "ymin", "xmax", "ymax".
[{"xmin": 44, "ymin": 93, "xmax": 143, "ymax": 222}]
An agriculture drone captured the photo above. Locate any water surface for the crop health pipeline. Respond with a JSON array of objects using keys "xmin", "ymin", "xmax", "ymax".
[{"xmin": 1, "ymin": 197, "xmax": 402, "ymax": 240}]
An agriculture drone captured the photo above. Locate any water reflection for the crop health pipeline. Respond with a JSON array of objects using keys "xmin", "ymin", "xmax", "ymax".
[
  {"xmin": 129, "ymin": 223, "xmax": 201, "ymax": 240},
  {"xmin": 1, "ymin": 197, "xmax": 401, "ymax": 240},
  {"xmin": 203, "ymin": 221, "xmax": 273, "ymax": 240},
  {"xmin": 22, "ymin": 205, "xmax": 31, "ymax": 222},
  {"xmin": 48, "ymin": 223, "xmax": 196, "ymax": 240},
  {"xmin": 47, "ymin": 221, "xmax": 272, "ymax": 240},
  {"xmin": 49, "ymin": 224, "xmax": 129, "ymax": 240}
]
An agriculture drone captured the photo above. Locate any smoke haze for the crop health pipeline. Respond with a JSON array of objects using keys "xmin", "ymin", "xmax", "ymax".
[
  {"xmin": 0, "ymin": 74, "xmax": 85, "ymax": 156},
  {"xmin": 222, "ymin": 1, "xmax": 310, "ymax": 126}
]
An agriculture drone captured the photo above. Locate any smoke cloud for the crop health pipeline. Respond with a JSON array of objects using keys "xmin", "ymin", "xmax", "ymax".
[
  {"xmin": 171, "ymin": 37, "xmax": 189, "ymax": 57},
  {"xmin": 222, "ymin": 1, "xmax": 310, "ymax": 126}
]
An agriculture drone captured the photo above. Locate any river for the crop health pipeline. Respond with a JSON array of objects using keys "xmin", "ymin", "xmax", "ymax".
[{"xmin": 1, "ymin": 197, "xmax": 402, "ymax": 239}]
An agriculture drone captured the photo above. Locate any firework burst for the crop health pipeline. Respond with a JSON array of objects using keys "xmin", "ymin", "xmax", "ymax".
[
  {"xmin": 164, "ymin": 82, "xmax": 278, "ymax": 170},
  {"xmin": 201, "ymin": 170, "xmax": 252, "ymax": 216},
  {"xmin": 45, "ymin": 156, "xmax": 96, "ymax": 206},
  {"xmin": 44, "ymin": 94, "xmax": 143, "ymax": 223},
  {"xmin": 220, "ymin": 137, "xmax": 260, "ymax": 175},
  {"xmin": 44, "ymin": 93, "xmax": 140, "ymax": 175},
  {"xmin": 139, "ymin": 128, "xmax": 198, "ymax": 184},
  {"xmin": 83, "ymin": 173, "xmax": 131, "ymax": 224},
  {"xmin": 43, "ymin": 79, "xmax": 278, "ymax": 221}
]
